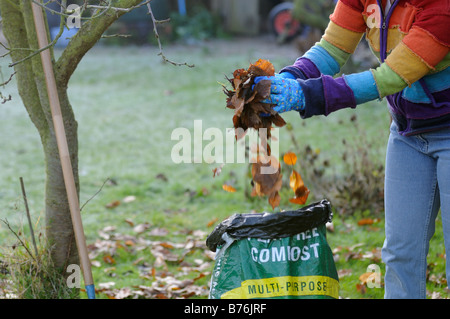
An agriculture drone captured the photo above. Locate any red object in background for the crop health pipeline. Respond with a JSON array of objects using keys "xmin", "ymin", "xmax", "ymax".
[{"xmin": 269, "ymin": 2, "xmax": 301, "ymax": 40}]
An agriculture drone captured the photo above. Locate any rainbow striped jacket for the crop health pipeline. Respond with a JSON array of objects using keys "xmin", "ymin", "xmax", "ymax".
[{"xmin": 281, "ymin": 0, "xmax": 450, "ymax": 136}]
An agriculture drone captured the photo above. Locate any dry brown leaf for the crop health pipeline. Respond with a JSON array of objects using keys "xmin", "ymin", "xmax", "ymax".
[
  {"xmin": 268, "ymin": 192, "xmax": 281, "ymax": 210},
  {"xmin": 357, "ymin": 218, "xmax": 380, "ymax": 226},
  {"xmin": 103, "ymin": 255, "xmax": 116, "ymax": 265},
  {"xmin": 133, "ymin": 223, "xmax": 150, "ymax": 234},
  {"xmin": 289, "ymin": 169, "xmax": 310, "ymax": 205},
  {"xmin": 212, "ymin": 164, "xmax": 224, "ymax": 178},
  {"xmin": 105, "ymin": 200, "xmax": 120, "ymax": 209},
  {"xmin": 124, "ymin": 240, "xmax": 135, "ymax": 247},
  {"xmin": 251, "ymin": 155, "xmax": 282, "ymax": 209},
  {"xmin": 124, "ymin": 218, "xmax": 134, "ymax": 227}
]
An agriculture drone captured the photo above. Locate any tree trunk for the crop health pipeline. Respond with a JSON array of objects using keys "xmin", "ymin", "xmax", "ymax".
[{"xmin": 0, "ymin": 0, "xmax": 79, "ymax": 269}]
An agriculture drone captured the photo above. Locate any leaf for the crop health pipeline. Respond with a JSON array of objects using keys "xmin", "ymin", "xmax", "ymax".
[
  {"xmin": 283, "ymin": 152, "xmax": 297, "ymax": 166},
  {"xmin": 103, "ymin": 255, "xmax": 116, "ymax": 265},
  {"xmin": 105, "ymin": 200, "xmax": 120, "ymax": 209},
  {"xmin": 268, "ymin": 192, "xmax": 281, "ymax": 210},
  {"xmin": 289, "ymin": 169, "xmax": 310, "ymax": 205},
  {"xmin": 207, "ymin": 217, "xmax": 219, "ymax": 227},
  {"xmin": 123, "ymin": 195, "xmax": 136, "ymax": 203},
  {"xmin": 159, "ymin": 242, "xmax": 174, "ymax": 249},
  {"xmin": 249, "ymin": 58, "xmax": 275, "ymax": 76},
  {"xmin": 124, "ymin": 218, "xmax": 134, "ymax": 227},
  {"xmin": 148, "ymin": 227, "xmax": 169, "ymax": 237},
  {"xmin": 124, "ymin": 240, "xmax": 135, "ymax": 247},
  {"xmin": 133, "ymin": 223, "xmax": 150, "ymax": 234},
  {"xmin": 357, "ymin": 218, "xmax": 380, "ymax": 226},
  {"xmin": 251, "ymin": 155, "xmax": 282, "ymax": 209},
  {"xmin": 222, "ymin": 184, "xmax": 236, "ymax": 193},
  {"xmin": 359, "ymin": 272, "xmax": 378, "ymax": 285},
  {"xmin": 212, "ymin": 163, "xmax": 224, "ymax": 178}
]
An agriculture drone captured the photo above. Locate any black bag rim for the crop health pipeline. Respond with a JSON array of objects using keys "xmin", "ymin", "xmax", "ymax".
[{"xmin": 206, "ymin": 199, "xmax": 333, "ymax": 252}]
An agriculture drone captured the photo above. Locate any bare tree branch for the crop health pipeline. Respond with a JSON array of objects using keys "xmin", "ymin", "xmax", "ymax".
[
  {"xmin": 146, "ymin": 2, "xmax": 195, "ymax": 68},
  {"xmin": 0, "ymin": 70, "xmax": 16, "ymax": 86},
  {"xmin": 9, "ymin": 1, "xmax": 66, "ymax": 67},
  {"xmin": 54, "ymin": 0, "xmax": 144, "ymax": 86},
  {"xmin": 4, "ymin": 0, "xmax": 194, "ymax": 86}
]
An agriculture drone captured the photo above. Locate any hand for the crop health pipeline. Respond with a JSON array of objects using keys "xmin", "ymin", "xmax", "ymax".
[{"xmin": 254, "ymin": 75, "xmax": 305, "ymax": 114}]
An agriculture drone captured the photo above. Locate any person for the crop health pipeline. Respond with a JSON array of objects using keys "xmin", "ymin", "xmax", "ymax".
[{"xmin": 256, "ymin": 0, "xmax": 450, "ymax": 298}]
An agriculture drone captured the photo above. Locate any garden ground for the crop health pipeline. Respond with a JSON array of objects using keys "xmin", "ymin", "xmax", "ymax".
[{"xmin": 0, "ymin": 35, "xmax": 447, "ymax": 299}]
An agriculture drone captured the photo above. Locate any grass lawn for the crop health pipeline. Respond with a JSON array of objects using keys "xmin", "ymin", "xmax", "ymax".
[{"xmin": 0, "ymin": 37, "xmax": 447, "ymax": 299}]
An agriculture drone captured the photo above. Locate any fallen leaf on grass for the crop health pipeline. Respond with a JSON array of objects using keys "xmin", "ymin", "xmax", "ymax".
[
  {"xmin": 103, "ymin": 255, "xmax": 116, "ymax": 265},
  {"xmin": 133, "ymin": 223, "xmax": 150, "ymax": 234},
  {"xmin": 105, "ymin": 200, "xmax": 120, "ymax": 209},
  {"xmin": 357, "ymin": 218, "xmax": 381, "ymax": 226},
  {"xmin": 123, "ymin": 195, "xmax": 136, "ymax": 203},
  {"xmin": 124, "ymin": 219, "xmax": 134, "ymax": 227},
  {"xmin": 212, "ymin": 164, "xmax": 225, "ymax": 178},
  {"xmin": 148, "ymin": 227, "xmax": 169, "ymax": 237},
  {"xmin": 356, "ymin": 282, "xmax": 366, "ymax": 295},
  {"xmin": 89, "ymin": 227, "xmax": 212, "ymax": 299},
  {"xmin": 359, "ymin": 272, "xmax": 377, "ymax": 285}
]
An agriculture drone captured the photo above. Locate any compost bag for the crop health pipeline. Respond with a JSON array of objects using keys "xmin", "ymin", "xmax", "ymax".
[{"xmin": 207, "ymin": 199, "xmax": 339, "ymax": 299}]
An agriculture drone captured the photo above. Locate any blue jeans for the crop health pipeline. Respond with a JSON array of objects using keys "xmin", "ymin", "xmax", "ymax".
[{"xmin": 382, "ymin": 122, "xmax": 450, "ymax": 298}]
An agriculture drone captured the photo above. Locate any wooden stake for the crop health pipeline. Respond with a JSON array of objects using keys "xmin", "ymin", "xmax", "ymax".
[
  {"xmin": 30, "ymin": 1, "xmax": 95, "ymax": 297},
  {"xmin": 19, "ymin": 177, "xmax": 38, "ymax": 258}
]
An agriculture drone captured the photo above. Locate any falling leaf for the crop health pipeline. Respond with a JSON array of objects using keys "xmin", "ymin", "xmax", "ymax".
[
  {"xmin": 283, "ymin": 152, "xmax": 297, "ymax": 166},
  {"xmin": 289, "ymin": 169, "xmax": 310, "ymax": 205},
  {"xmin": 207, "ymin": 217, "xmax": 219, "ymax": 227},
  {"xmin": 268, "ymin": 192, "xmax": 281, "ymax": 210},
  {"xmin": 251, "ymin": 155, "xmax": 282, "ymax": 209},
  {"xmin": 222, "ymin": 184, "xmax": 236, "ymax": 193}
]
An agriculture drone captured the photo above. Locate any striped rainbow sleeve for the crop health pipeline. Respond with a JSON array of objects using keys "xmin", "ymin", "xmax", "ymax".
[{"xmin": 373, "ymin": 26, "xmax": 450, "ymax": 97}]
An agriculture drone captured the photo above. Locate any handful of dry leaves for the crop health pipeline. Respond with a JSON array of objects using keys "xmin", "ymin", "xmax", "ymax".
[
  {"xmin": 221, "ymin": 59, "xmax": 310, "ymax": 210},
  {"xmin": 222, "ymin": 59, "xmax": 286, "ymax": 209},
  {"xmin": 223, "ymin": 59, "xmax": 286, "ymax": 143}
]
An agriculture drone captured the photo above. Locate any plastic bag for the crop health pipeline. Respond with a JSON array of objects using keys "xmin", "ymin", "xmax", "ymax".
[{"xmin": 207, "ymin": 199, "xmax": 339, "ymax": 299}]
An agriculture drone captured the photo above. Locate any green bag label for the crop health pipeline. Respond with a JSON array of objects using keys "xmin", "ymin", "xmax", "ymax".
[{"xmin": 209, "ymin": 224, "xmax": 339, "ymax": 299}]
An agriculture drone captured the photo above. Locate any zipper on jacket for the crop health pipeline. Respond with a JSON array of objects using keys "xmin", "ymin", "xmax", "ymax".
[{"xmin": 376, "ymin": 0, "xmax": 400, "ymax": 62}]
